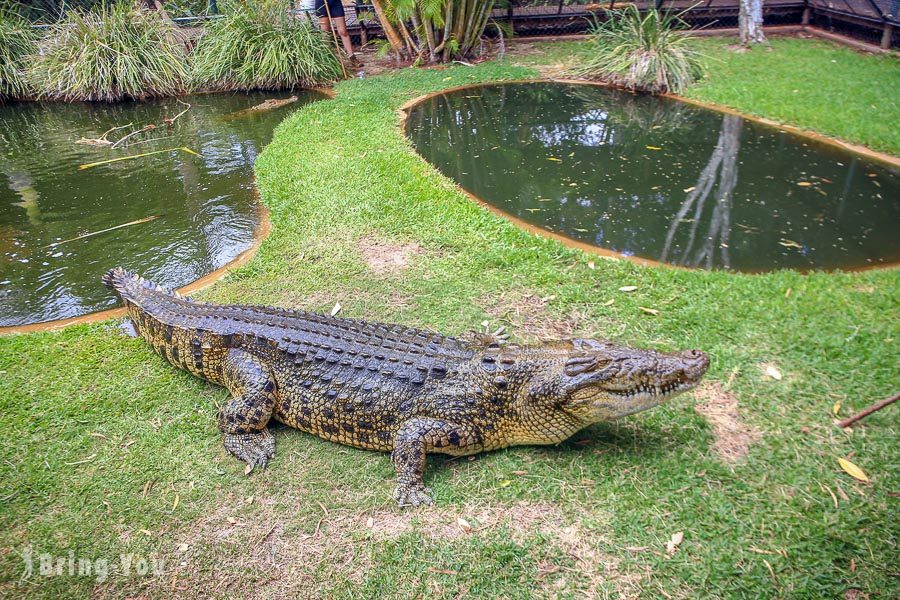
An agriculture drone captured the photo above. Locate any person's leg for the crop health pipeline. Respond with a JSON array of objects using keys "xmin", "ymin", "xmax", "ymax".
[
  {"xmin": 319, "ymin": 16, "xmax": 332, "ymax": 34},
  {"xmin": 334, "ymin": 17, "xmax": 354, "ymax": 57}
]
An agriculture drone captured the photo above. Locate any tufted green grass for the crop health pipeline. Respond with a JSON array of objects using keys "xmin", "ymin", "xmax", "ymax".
[{"xmin": 1, "ymin": 38, "xmax": 898, "ymax": 598}]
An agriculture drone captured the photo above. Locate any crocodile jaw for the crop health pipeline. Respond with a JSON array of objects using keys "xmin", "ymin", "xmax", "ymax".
[{"xmin": 598, "ymin": 379, "xmax": 702, "ymax": 419}]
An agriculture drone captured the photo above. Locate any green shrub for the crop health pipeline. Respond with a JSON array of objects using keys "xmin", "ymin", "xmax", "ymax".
[
  {"xmin": 192, "ymin": 0, "xmax": 343, "ymax": 92},
  {"xmin": 575, "ymin": 6, "xmax": 704, "ymax": 94},
  {"xmin": 29, "ymin": 2, "xmax": 189, "ymax": 102},
  {"xmin": 0, "ymin": 6, "xmax": 36, "ymax": 100}
]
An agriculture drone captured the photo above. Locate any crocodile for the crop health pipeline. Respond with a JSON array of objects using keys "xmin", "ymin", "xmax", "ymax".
[{"xmin": 104, "ymin": 267, "xmax": 709, "ymax": 506}]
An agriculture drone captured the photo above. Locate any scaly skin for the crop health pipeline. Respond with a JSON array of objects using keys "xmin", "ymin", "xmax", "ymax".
[{"xmin": 104, "ymin": 268, "xmax": 710, "ymax": 506}]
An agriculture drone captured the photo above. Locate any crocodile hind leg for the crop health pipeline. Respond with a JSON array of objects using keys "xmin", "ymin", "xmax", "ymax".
[
  {"xmin": 218, "ymin": 349, "xmax": 278, "ymax": 471},
  {"xmin": 391, "ymin": 418, "xmax": 483, "ymax": 507}
]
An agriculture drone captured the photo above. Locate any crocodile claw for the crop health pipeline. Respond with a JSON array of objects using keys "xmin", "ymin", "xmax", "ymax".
[
  {"xmin": 394, "ymin": 482, "xmax": 434, "ymax": 508},
  {"xmin": 223, "ymin": 430, "xmax": 276, "ymax": 472}
]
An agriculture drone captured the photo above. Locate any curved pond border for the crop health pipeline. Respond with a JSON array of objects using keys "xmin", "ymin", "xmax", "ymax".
[
  {"xmin": 398, "ymin": 78, "xmax": 900, "ymax": 273},
  {"xmin": 0, "ymin": 202, "xmax": 272, "ymax": 336}
]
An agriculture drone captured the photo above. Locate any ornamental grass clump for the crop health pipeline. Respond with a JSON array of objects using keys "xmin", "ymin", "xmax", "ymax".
[
  {"xmin": 0, "ymin": 7, "xmax": 36, "ymax": 100},
  {"xmin": 192, "ymin": 0, "xmax": 343, "ymax": 92},
  {"xmin": 575, "ymin": 6, "xmax": 704, "ymax": 95},
  {"xmin": 29, "ymin": 2, "xmax": 189, "ymax": 102}
]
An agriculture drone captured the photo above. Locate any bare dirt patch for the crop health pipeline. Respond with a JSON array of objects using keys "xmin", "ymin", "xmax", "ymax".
[
  {"xmin": 478, "ymin": 290, "xmax": 598, "ymax": 342},
  {"xmin": 693, "ymin": 382, "xmax": 762, "ymax": 462},
  {"xmin": 356, "ymin": 234, "xmax": 424, "ymax": 276}
]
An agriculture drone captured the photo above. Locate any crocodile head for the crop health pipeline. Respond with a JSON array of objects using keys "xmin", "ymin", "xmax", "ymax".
[{"xmin": 554, "ymin": 339, "xmax": 709, "ymax": 422}]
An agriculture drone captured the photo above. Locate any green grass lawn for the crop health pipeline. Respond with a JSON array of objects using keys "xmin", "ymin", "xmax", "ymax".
[{"xmin": 1, "ymin": 37, "xmax": 898, "ymax": 598}]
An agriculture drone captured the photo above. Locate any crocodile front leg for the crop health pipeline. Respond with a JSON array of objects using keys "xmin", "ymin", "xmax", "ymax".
[
  {"xmin": 391, "ymin": 418, "xmax": 483, "ymax": 507},
  {"xmin": 218, "ymin": 349, "xmax": 278, "ymax": 471}
]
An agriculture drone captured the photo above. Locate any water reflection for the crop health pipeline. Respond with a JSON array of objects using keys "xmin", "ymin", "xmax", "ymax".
[
  {"xmin": 406, "ymin": 83, "xmax": 900, "ymax": 272},
  {"xmin": 0, "ymin": 92, "xmax": 322, "ymax": 326}
]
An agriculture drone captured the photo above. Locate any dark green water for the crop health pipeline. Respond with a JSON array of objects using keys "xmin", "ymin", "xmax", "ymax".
[
  {"xmin": 406, "ymin": 83, "xmax": 900, "ymax": 273},
  {"xmin": 1, "ymin": 91, "xmax": 322, "ymax": 326}
]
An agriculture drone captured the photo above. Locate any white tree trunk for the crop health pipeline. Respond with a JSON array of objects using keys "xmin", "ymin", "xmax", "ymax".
[{"xmin": 739, "ymin": 0, "xmax": 767, "ymax": 45}]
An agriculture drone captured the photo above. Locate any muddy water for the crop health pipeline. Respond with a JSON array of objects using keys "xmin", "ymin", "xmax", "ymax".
[
  {"xmin": 0, "ymin": 91, "xmax": 322, "ymax": 326},
  {"xmin": 406, "ymin": 83, "xmax": 899, "ymax": 273}
]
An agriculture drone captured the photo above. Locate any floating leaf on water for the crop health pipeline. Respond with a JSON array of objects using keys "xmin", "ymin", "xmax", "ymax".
[
  {"xmin": 573, "ymin": 228, "xmax": 588, "ymax": 233},
  {"xmin": 796, "ymin": 182, "xmax": 813, "ymax": 187},
  {"xmin": 683, "ymin": 186, "xmax": 696, "ymax": 193},
  {"xmin": 525, "ymin": 208, "xmax": 541, "ymax": 213},
  {"xmin": 646, "ymin": 146, "xmax": 662, "ymax": 151},
  {"xmin": 838, "ymin": 457, "xmax": 869, "ymax": 482},
  {"xmin": 547, "ymin": 157, "xmax": 562, "ymax": 162},
  {"xmin": 779, "ymin": 239, "xmax": 803, "ymax": 249},
  {"xmin": 618, "ymin": 285, "xmax": 638, "ymax": 292}
]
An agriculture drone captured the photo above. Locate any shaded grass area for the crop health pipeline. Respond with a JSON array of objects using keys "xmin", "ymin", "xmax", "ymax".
[
  {"xmin": 1, "ymin": 41, "xmax": 899, "ymax": 598},
  {"xmin": 508, "ymin": 36, "xmax": 900, "ymax": 155}
]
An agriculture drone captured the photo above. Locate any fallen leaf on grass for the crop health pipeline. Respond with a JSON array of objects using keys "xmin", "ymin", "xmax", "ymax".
[
  {"xmin": 587, "ymin": 260, "xmax": 595, "ymax": 270},
  {"xmin": 428, "ymin": 568, "xmax": 459, "ymax": 575},
  {"xmin": 330, "ymin": 302, "xmax": 341, "ymax": 316},
  {"xmin": 456, "ymin": 517, "xmax": 472, "ymax": 531},
  {"xmin": 638, "ymin": 306, "xmax": 659, "ymax": 316},
  {"xmin": 838, "ymin": 457, "xmax": 869, "ymax": 483},
  {"xmin": 243, "ymin": 463, "xmax": 253, "ymax": 475},
  {"xmin": 172, "ymin": 494, "xmax": 179, "ymax": 511},
  {"xmin": 832, "ymin": 400, "xmax": 841, "ymax": 416},
  {"xmin": 763, "ymin": 364, "xmax": 783, "ymax": 381},
  {"xmin": 666, "ymin": 531, "xmax": 684, "ymax": 555},
  {"xmin": 618, "ymin": 285, "xmax": 638, "ymax": 292}
]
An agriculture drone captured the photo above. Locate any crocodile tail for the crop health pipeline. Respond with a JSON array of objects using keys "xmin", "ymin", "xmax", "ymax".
[{"xmin": 102, "ymin": 267, "xmax": 175, "ymax": 305}]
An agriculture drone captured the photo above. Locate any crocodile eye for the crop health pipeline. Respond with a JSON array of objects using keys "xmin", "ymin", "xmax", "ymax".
[{"xmin": 564, "ymin": 355, "xmax": 597, "ymax": 376}]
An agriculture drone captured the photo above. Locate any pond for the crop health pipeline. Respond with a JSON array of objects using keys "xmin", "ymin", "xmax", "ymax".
[
  {"xmin": 405, "ymin": 83, "xmax": 900, "ymax": 273},
  {"xmin": 0, "ymin": 91, "xmax": 323, "ymax": 327}
]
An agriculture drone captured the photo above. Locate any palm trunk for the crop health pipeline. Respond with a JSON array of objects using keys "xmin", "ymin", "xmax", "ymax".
[{"xmin": 371, "ymin": 0, "xmax": 407, "ymax": 57}]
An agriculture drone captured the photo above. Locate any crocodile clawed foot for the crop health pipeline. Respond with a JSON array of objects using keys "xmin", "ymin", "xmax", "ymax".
[
  {"xmin": 394, "ymin": 481, "xmax": 434, "ymax": 508},
  {"xmin": 488, "ymin": 325, "xmax": 509, "ymax": 343},
  {"xmin": 223, "ymin": 429, "xmax": 276, "ymax": 472}
]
